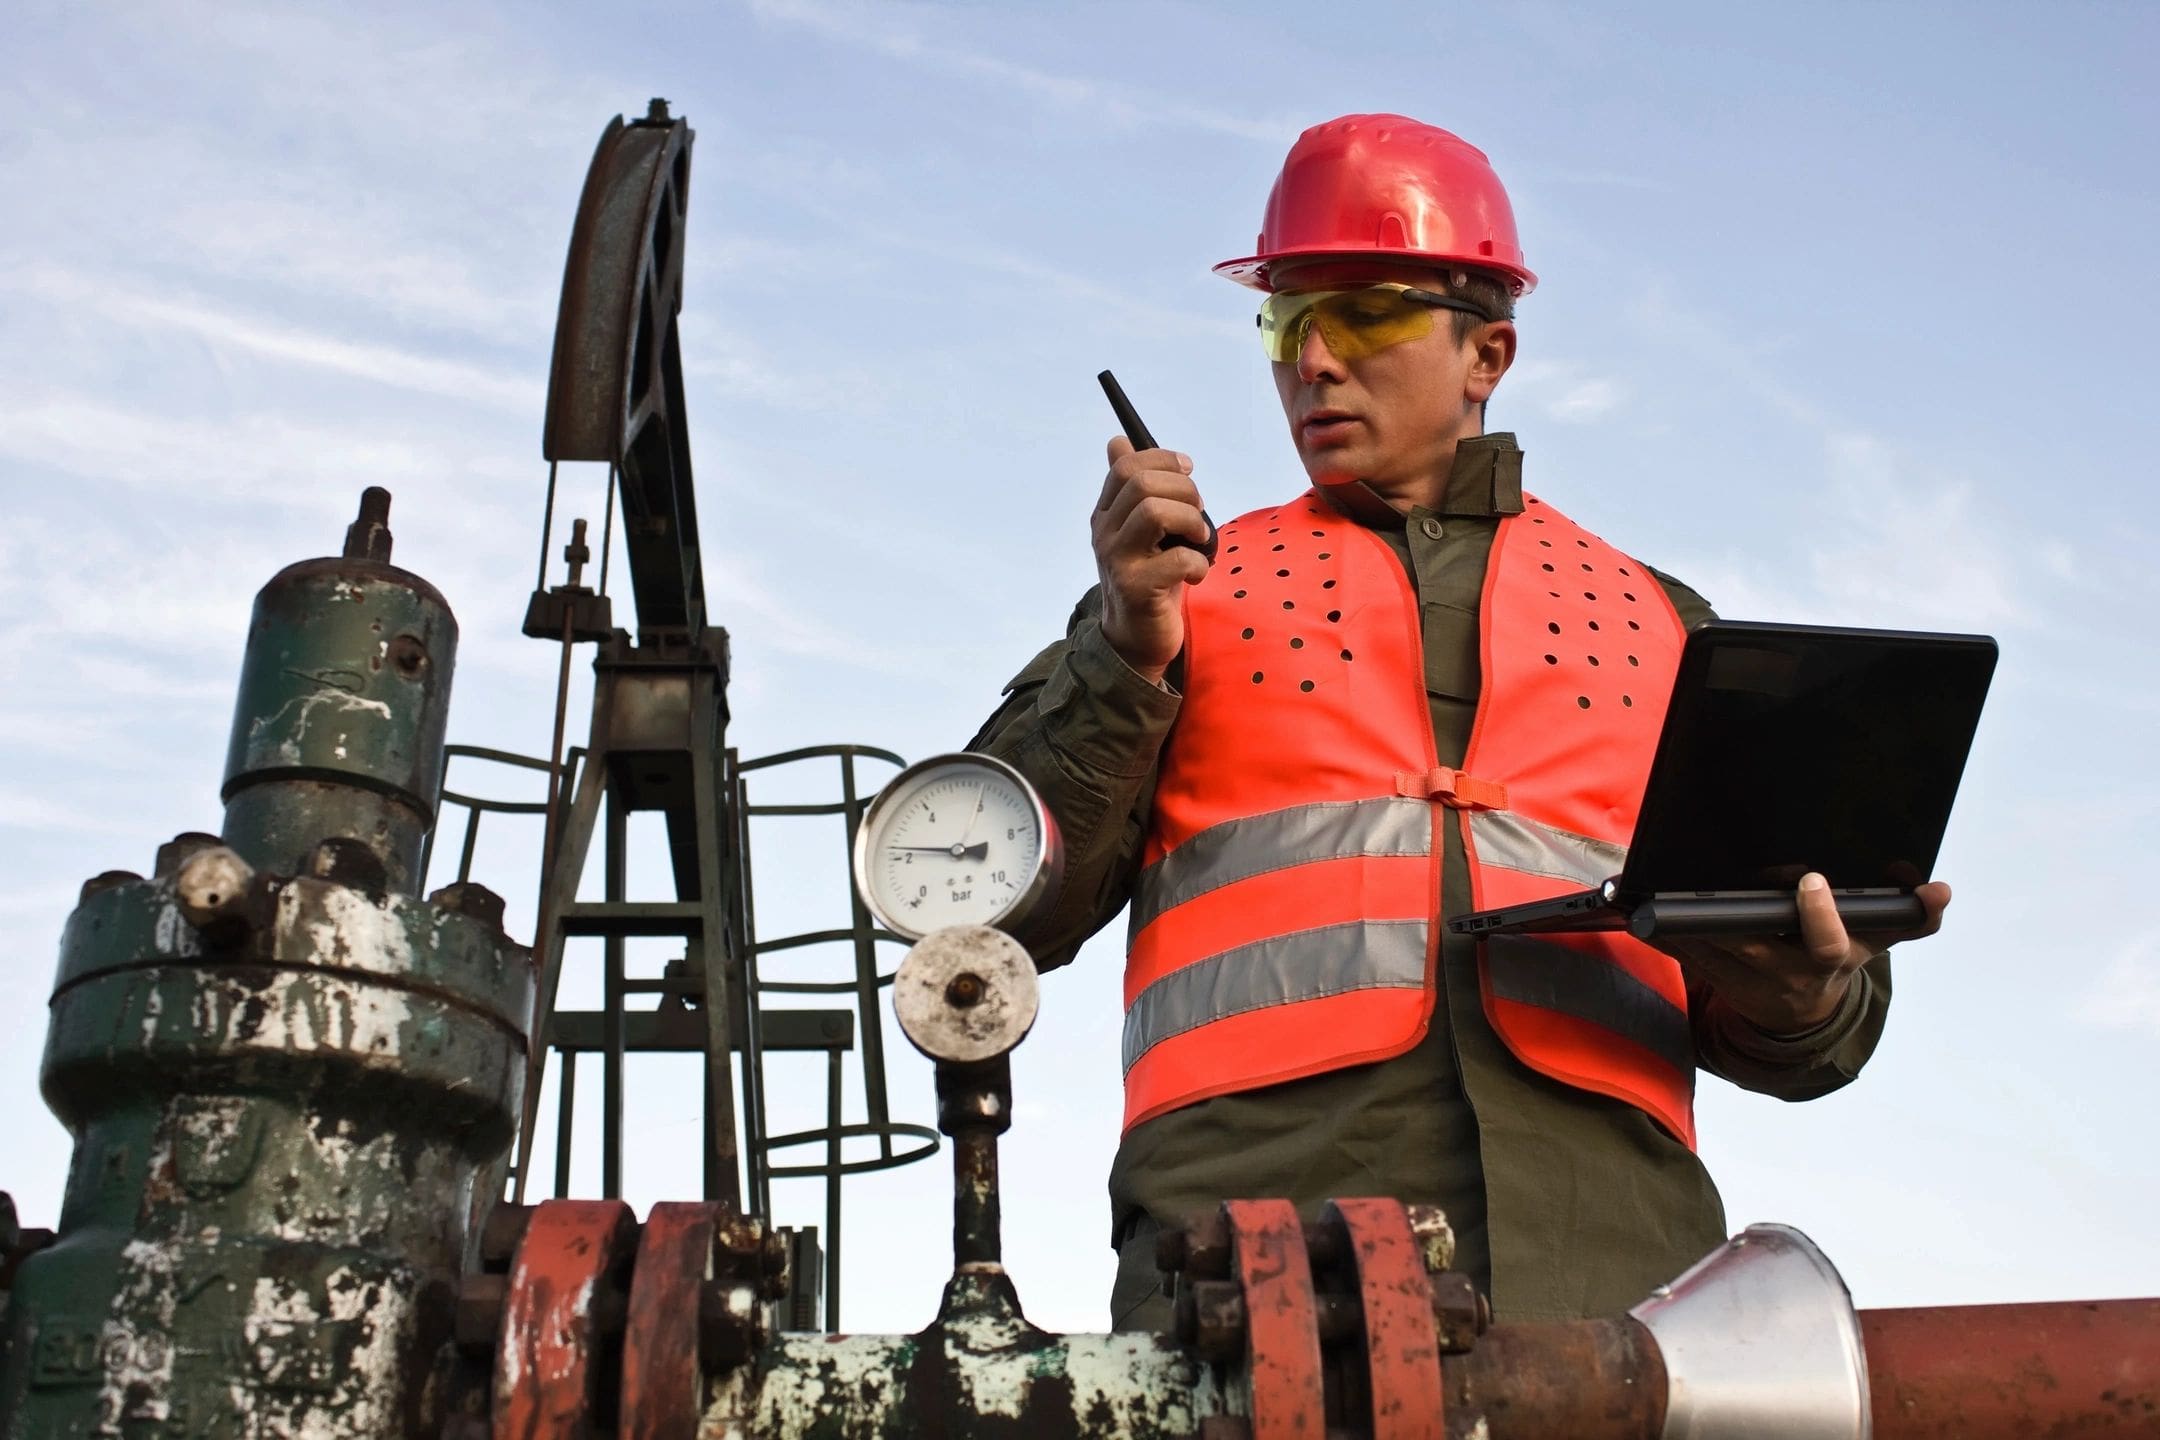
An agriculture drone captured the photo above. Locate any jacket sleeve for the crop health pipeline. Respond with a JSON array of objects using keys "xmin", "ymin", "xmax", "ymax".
[
  {"xmin": 1648, "ymin": 566, "xmax": 1896, "ymax": 1098},
  {"xmin": 967, "ymin": 587, "xmax": 1181, "ymax": 970},
  {"xmin": 1692, "ymin": 956, "xmax": 1892, "ymax": 1100}
]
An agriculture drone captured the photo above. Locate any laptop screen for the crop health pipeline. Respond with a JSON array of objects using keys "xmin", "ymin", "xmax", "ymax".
[{"xmin": 1619, "ymin": 621, "xmax": 1997, "ymax": 895}]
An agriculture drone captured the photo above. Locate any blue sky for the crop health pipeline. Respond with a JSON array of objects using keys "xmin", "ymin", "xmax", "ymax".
[{"xmin": 3, "ymin": 1, "xmax": 2156, "ymax": 1334}]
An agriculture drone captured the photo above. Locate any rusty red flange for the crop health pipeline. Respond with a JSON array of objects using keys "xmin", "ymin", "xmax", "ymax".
[
  {"xmin": 494, "ymin": 1197, "xmax": 638, "ymax": 1440},
  {"xmin": 1327, "ymin": 1199, "xmax": 1446, "ymax": 1439},
  {"xmin": 1225, "ymin": 1198, "xmax": 1326, "ymax": 1440},
  {"xmin": 620, "ymin": 1201, "xmax": 726, "ymax": 1440}
]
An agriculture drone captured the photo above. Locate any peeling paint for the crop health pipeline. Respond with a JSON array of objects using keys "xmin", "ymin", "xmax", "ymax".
[{"xmin": 245, "ymin": 686, "xmax": 394, "ymax": 767}]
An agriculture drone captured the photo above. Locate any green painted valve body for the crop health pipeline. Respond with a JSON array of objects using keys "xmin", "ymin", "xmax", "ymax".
[
  {"xmin": 0, "ymin": 493, "xmax": 530, "ymax": 1438},
  {"xmin": 220, "ymin": 532, "xmax": 458, "ymax": 895}
]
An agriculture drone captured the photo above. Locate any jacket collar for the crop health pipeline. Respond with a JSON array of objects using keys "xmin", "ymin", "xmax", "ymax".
[{"xmin": 1319, "ymin": 432, "xmax": 1526, "ymax": 528}]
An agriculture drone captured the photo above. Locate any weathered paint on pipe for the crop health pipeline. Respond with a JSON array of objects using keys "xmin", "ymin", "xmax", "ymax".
[
  {"xmin": 1440, "ymin": 1318, "xmax": 1666, "ymax": 1440},
  {"xmin": 702, "ymin": 1266, "xmax": 1217, "ymax": 1439},
  {"xmin": 1861, "ymin": 1299, "xmax": 2160, "ymax": 1439}
]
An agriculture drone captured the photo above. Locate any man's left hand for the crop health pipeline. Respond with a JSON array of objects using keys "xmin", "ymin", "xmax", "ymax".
[{"xmin": 1654, "ymin": 875, "xmax": 1951, "ymax": 1036}]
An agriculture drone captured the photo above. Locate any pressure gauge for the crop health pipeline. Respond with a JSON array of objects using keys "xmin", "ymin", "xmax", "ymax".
[{"xmin": 852, "ymin": 753, "xmax": 1062, "ymax": 943}]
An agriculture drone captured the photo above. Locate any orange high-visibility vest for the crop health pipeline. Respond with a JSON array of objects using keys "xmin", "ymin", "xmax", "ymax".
[{"xmin": 1123, "ymin": 488, "xmax": 1696, "ymax": 1146}]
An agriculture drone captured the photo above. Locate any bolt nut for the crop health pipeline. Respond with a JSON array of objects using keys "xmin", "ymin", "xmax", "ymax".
[
  {"xmin": 1185, "ymin": 1209, "xmax": 1233, "ymax": 1280},
  {"xmin": 453, "ymin": 1274, "xmax": 507, "ymax": 1358},
  {"xmin": 1154, "ymin": 1226, "xmax": 1190, "ymax": 1277},
  {"xmin": 78, "ymin": 870, "xmax": 143, "ymax": 906},
  {"xmin": 1405, "ymin": 1203, "xmax": 1457, "ymax": 1275},
  {"xmin": 175, "ymin": 847, "xmax": 259, "ymax": 941},
  {"xmin": 304, "ymin": 837, "xmax": 388, "ymax": 894},
  {"xmin": 430, "ymin": 881, "xmax": 508, "ymax": 934},
  {"xmin": 155, "ymin": 832, "xmax": 226, "ymax": 879},
  {"xmin": 757, "ymin": 1229, "xmax": 793, "ymax": 1300},
  {"xmin": 1430, "ymin": 1270, "xmax": 1486, "ymax": 1354},
  {"xmin": 1189, "ymin": 1279, "xmax": 1247, "ymax": 1364},
  {"xmin": 699, "ymin": 1281, "xmax": 766, "ymax": 1371},
  {"xmin": 478, "ymin": 1203, "xmax": 534, "ymax": 1269}
]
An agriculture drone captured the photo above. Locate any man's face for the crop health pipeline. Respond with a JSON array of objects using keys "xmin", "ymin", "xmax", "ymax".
[{"xmin": 1266, "ymin": 260, "xmax": 1512, "ymax": 499}]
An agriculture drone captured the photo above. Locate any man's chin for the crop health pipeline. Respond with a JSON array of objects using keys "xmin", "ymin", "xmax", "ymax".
[{"xmin": 1300, "ymin": 452, "xmax": 1363, "ymax": 487}]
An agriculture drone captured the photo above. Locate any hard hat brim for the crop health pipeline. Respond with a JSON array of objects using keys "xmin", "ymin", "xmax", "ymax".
[{"xmin": 1213, "ymin": 247, "xmax": 1537, "ymax": 297}]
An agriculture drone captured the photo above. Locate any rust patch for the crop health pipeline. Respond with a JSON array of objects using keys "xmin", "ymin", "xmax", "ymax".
[
  {"xmin": 493, "ymin": 1198, "xmax": 636, "ymax": 1439},
  {"xmin": 1326, "ymin": 1199, "xmax": 1444, "ymax": 1439},
  {"xmin": 1225, "ymin": 1199, "xmax": 1324, "ymax": 1440}
]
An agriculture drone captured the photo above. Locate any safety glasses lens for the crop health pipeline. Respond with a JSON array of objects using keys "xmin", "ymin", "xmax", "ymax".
[{"xmin": 1257, "ymin": 287, "xmax": 1438, "ymax": 363}]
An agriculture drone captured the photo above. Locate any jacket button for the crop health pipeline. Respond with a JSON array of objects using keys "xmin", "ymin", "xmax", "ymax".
[{"xmin": 1419, "ymin": 517, "xmax": 1445, "ymax": 540}]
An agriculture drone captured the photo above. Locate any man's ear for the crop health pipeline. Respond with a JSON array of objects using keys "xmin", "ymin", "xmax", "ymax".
[{"xmin": 1465, "ymin": 321, "xmax": 1517, "ymax": 406}]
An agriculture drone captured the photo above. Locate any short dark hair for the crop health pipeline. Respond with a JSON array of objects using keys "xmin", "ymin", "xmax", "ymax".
[{"xmin": 1436, "ymin": 267, "xmax": 1517, "ymax": 342}]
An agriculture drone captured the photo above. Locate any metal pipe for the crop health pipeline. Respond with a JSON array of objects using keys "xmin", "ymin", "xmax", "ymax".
[
  {"xmin": 1442, "ymin": 1318, "xmax": 1667, "ymax": 1440},
  {"xmin": 1861, "ymin": 1299, "xmax": 2160, "ymax": 1439}
]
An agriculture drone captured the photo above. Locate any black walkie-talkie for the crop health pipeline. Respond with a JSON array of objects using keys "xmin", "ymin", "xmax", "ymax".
[{"xmin": 1098, "ymin": 369, "xmax": 1218, "ymax": 563}]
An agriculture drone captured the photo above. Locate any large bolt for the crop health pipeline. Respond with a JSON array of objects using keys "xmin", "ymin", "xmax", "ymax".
[
  {"xmin": 758, "ymin": 1228, "xmax": 793, "ymax": 1301},
  {"xmin": 478, "ymin": 1203, "xmax": 534, "ymax": 1270},
  {"xmin": 305, "ymin": 836, "xmax": 389, "ymax": 894},
  {"xmin": 1184, "ymin": 1209, "xmax": 1233, "ymax": 1280},
  {"xmin": 698, "ymin": 1281, "xmax": 765, "ymax": 1371},
  {"xmin": 1405, "ymin": 1202, "xmax": 1457, "ymax": 1275},
  {"xmin": 430, "ymin": 881, "xmax": 508, "ymax": 935},
  {"xmin": 1430, "ymin": 1270, "xmax": 1487, "ymax": 1354},
  {"xmin": 453, "ymin": 1274, "xmax": 507, "ymax": 1358},
  {"xmin": 174, "ymin": 846, "xmax": 258, "ymax": 943},
  {"xmin": 1187, "ymin": 1279, "xmax": 1247, "ymax": 1363},
  {"xmin": 77, "ymin": 870, "xmax": 142, "ymax": 905},
  {"xmin": 343, "ymin": 486, "xmax": 394, "ymax": 563},
  {"xmin": 154, "ymin": 831, "xmax": 226, "ymax": 879},
  {"xmin": 1154, "ymin": 1226, "xmax": 1190, "ymax": 1276}
]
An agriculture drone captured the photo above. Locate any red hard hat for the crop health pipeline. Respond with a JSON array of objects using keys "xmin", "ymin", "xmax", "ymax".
[{"xmin": 1215, "ymin": 114, "xmax": 1535, "ymax": 297}]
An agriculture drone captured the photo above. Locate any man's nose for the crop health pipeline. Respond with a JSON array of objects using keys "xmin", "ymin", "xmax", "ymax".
[{"xmin": 1295, "ymin": 317, "xmax": 1347, "ymax": 383}]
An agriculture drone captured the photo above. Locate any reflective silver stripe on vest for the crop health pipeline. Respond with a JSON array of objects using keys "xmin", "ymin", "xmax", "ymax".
[
  {"xmin": 1122, "ymin": 920, "xmax": 1428, "ymax": 1074},
  {"xmin": 1484, "ymin": 935, "xmax": 1694, "ymax": 1079},
  {"xmin": 1131, "ymin": 797, "xmax": 1433, "ymax": 941},
  {"xmin": 1468, "ymin": 809, "xmax": 1627, "ymax": 890}
]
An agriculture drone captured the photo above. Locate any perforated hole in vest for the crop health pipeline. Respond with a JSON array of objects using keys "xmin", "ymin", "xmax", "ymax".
[
  {"xmin": 1533, "ymin": 509, "xmax": 1662, "ymax": 730},
  {"xmin": 1219, "ymin": 499, "xmax": 1407, "ymax": 695}
]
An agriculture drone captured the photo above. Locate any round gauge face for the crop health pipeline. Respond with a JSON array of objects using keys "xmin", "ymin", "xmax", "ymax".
[{"xmin": 853, "ymin": 754, "xmax": 1060, "ymax": 942}]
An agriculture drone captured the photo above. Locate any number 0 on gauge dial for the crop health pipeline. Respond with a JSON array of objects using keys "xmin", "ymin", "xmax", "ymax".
[{"xmin": 852, "ymin": 753, "xmax": 1062, "ymax": 942}]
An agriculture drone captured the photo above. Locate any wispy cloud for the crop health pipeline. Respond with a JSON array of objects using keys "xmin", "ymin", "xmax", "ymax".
[
  {"xmin": 1629, "ymin": 286, "xmax": 2059, "ymax": 631},
  {"xmin": 1505, "ymin": 358, "xmax": 1628, "ymax": 424},
  {"xmin": 744, "ymin": 0, "xmax": 1296, "ymax": 144},
  {"xmin": 2074, "ymin": 934, "xmax": 2160, "ymax": 1036},
  {"xmin": 12, "ymin": 267, "xmax": 534, "ymax": 411}
]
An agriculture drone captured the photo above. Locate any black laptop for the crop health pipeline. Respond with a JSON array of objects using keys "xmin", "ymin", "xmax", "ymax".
[{"xmin": 1448, "ymin": 620, "xmax": 1997, "ymax": 942}]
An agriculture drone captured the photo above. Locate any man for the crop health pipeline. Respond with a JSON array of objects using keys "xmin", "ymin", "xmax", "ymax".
[{"xmin": 969, "ymin": 114, "xmax": 1948, "ymax": 1329}]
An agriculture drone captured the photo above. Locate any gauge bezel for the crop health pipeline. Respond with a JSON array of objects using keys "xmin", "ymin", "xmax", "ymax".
[{"xmin": 850, "ymin": 752, "xmax": 1063, "ymax": 943}]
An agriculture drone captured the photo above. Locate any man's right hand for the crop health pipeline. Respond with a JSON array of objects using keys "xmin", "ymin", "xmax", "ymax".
[{"xmin": 1094, "ymin": 436, "xmax": 1212, "ymax": 684}]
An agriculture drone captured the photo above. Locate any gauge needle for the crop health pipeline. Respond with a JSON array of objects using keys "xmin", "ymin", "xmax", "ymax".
[
  {"xmin": 890, "ymin": 843, "xmax": 990, "ymax": 860},
  {"xmin": 956, "ymin": 784, "xmax": 984, "ymax": 848}
]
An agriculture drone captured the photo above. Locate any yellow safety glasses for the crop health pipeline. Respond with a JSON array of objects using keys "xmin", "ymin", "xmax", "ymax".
[{"xmin": 1257, "ymin": 283, "xmax": 1492, "ymax": 363}]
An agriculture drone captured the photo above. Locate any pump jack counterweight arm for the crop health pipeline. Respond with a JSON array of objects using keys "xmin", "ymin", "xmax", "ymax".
[
  {"xmin": 1098, "ymin": 369, "xmax": 1217, "ymax": 562},
  {"xmin": 544, "ymin": 102, "xmax": 703, "ymax": 640}
]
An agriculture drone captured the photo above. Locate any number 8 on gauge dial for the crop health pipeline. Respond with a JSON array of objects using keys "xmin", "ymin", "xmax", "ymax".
[{"xmin": 852, "ymin": 753, "xmax": 1063, "ymax": 943}]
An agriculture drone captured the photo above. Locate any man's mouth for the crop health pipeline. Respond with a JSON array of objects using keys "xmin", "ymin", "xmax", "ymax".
[{"xmin": 1300, "ymin": 410, "xmax": 1358, "ymax": 442}]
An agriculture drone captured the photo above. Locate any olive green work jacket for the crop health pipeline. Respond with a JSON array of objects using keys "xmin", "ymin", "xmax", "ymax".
[{"xmin": 969, "ymin": 434, "xmax": 1892, "ymax": 1327}]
